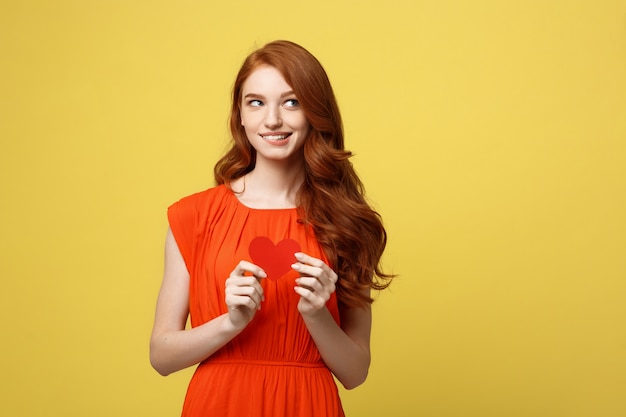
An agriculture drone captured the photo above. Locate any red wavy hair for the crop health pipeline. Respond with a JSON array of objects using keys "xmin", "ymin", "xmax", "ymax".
[{"xmin": 214, "ymin": 40, "xmax": 392, "ymax": 308}]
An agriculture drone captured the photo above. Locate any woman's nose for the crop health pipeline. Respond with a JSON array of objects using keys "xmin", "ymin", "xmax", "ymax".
[{"xmin": 264, "ymin": 107, "xmax": 282, "ymax": 128}]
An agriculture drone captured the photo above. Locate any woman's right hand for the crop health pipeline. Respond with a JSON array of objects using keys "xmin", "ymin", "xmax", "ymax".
[
  {"xmin": 224, "ymin": 261, "xmax": 266, "ymax": 330},
  {"xmin": 151, "ymin": 232, "xmax": 268, "ymax": 376}
]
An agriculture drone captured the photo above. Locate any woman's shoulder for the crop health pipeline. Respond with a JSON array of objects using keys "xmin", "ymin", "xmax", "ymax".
[{"xmin": 168, "ymin": 184, "xmax": 234, "ymax": 218}]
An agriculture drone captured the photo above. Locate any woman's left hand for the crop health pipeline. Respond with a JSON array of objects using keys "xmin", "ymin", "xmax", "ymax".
[{"xmin": 292, "ymin": 252, "xmax": 338, "ymax": 317}]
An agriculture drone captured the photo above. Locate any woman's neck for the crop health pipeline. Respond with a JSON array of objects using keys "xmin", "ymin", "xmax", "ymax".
[{"xmin": 233, "ymin": 159, "xmax": 305, "ymax": 209}]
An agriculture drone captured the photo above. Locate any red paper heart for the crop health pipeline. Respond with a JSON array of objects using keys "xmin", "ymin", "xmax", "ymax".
[{"xmin": 248, "ymin": 236, "xmax": 301, "ymax": 281}]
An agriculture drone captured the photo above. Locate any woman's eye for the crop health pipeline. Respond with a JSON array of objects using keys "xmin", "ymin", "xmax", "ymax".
[
  {"xmin": 248, "ymin": 99, "xmax": 263, "ymax": 107},
  {"xmin": 284, "ymin": 99, "xmax": 299, "ymax": 108}
]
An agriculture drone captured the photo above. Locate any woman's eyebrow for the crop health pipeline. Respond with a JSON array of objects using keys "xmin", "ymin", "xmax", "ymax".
[
  {"xmin": 243, "ymin": 91, "xmax": 295, "ymax": 99},
  {"xmin": 243, "ymin": 93, "xmax": 264, "ymax": 99}
]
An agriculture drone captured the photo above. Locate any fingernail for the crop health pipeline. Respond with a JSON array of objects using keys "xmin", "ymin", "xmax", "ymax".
[
  {"xmin": 291, "ymin": 263, "xmax": 300, "ymax": 270},
  {"xmin": 259, "ymin": 270, "xmax": 267, "ymax": 278},
  {"xmin": 294, "ymin": 252, "xmax": 303, "ymax": 260}
]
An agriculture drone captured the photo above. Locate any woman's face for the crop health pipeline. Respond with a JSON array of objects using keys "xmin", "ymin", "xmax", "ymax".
[{"xmin": 240, "ymin": 65, "xmax": 311, "ymax": 165}]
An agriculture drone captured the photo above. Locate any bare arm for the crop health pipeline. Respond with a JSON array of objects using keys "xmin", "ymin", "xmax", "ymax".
[
  {"xmin": 299, "ymin": 296, "xmax": 371, "ymax": 390},
  {"xmin": 149, "ymin": 228, "xmax": 266, "ymax": 376},
  {"xmin": 293, "ymin": 253, "xmax": 372, "ymax": 389}
]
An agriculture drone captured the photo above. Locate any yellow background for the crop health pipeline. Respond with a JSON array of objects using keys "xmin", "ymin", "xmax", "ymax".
[{"xmin": 1, "ymin": 1, "xmax": 625, "ymax": 416}]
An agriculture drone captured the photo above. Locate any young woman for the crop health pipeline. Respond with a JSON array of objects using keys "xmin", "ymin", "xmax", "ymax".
[{"xmin": 150, "ymin": 40, "xmax": 392, "ymax": 417}]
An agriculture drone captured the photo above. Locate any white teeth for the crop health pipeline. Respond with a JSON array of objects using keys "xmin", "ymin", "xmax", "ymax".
[{"xmin": 263, "ymin": 134, "xmax": 288, "ymax": 140}]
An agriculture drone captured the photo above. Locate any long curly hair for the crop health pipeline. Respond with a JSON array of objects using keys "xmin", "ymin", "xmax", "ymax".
[{"xmin": 214, "ymin": 40, "xmax": 393, "ymax": 308}]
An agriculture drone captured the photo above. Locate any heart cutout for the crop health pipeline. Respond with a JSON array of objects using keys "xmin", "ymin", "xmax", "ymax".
[{"xmin": 249, "ymin": 236, "xmax": 301, "ymax": 281}]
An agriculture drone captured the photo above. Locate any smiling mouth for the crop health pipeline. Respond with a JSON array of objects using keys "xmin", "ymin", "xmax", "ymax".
[{"xmin": 260, "ymin": 133, "xmax": 291, "ymax": 141}]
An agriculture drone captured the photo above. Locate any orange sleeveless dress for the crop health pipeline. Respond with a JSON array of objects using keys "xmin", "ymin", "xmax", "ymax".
[{"xmin": 168, "ymin": 185, "xmax": 345, "ymax": 417}]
